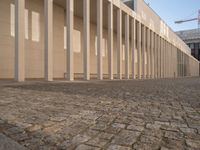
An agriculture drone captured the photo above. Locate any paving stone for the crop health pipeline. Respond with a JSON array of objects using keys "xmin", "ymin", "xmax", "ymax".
[
  {"xmin": 111, "ymin": 130, "xmax": 140, "ymax": 146},
  {"xmin": 105, "ymin": 126, "xmax": 121, "ymax": 134},
  {"xmin": 186, "ymin": 139, "xmax": 200, "ymax": 149},
  {"xmin": 154, "ymin": 121, "xmax": 170, "ymax": 126},
  {"xmin": 27, "ymin": 125, "xmax": 42, "ymax": 132},
  {"xmin": 112, "ymin": 123, "xmax": 126, "ymax": 129},
  {"xmin": 98, "ymin": 132, "xmax": 114, "ymax": 140},
  {"xmin": 75, "ymin": 144, "xmax": 100, "ymax": 150},
  {"xmin": 72, "ymin": 134, "xmax": 91, "ymax": 144},
  {"xmin": 127, "ymin": 124, "xmax": 144, "ymax": 132},
  {"xmin": 164, "ymin": 131, "xmax": 184, "ymax": 140},
  {"xmin": 160, "ymin": 147, "xmax": 170, "ymax": 150},
  {"xmin": 0, "ymin": 133, "xmax": 27, "ymax": 150},
  {"xmin": 86, "ymin": 136, "xmax": 108, "ymax": 148},
  {"xmin": 162, "ymin": 138, "xmax": 185, "ymax": 149},
  {"xmin": 107, "ymin": 145, "xmax": 131, "ymax": 150},
  {"xmin": 3, "ymin": 126, "xmax": 24, "ymax": 135},
  {"xmin": 90, "ymin": 122, "xmax": 108, "ymax": 131},
  {"xmin": 180, "ymin": 127, "xmax": 196, "ymax": 134},
  {"xmin": 146, "ymin": 123, "xmax": 161, "ymax": 130},
  {"xmin": 133, "ymin": 142, "xmax": 160, "ymax": 150},
  {"xmin": 139, "ymin": 135, "xmax": 161, "ymax": 144}
]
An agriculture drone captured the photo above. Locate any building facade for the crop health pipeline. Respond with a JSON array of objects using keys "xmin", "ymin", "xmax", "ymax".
[
  {"xmin": 0, "ymin": 0, "xmax": 199, "ymax": 81},
  {"xmin": 176, "ymin": 29, "xmax": 200, "ymax": 61}
]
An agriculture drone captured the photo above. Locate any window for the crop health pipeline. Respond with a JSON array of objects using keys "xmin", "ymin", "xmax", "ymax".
[
  {"xmin": 32, "ymin": 11, "xmax": 40, "ymax": 42},
  {"xmin": 10, "ymin": 4, "xmax": 29, "ymax": 39},
  {"xmin": 190, "ymin": 43, "xmax": 194, "ymax": 49}
]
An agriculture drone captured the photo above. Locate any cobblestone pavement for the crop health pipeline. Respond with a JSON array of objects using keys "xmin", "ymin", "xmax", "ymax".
[{"xmin": 0, "ymin": 78, "xmax": 200, "ymax": 150}]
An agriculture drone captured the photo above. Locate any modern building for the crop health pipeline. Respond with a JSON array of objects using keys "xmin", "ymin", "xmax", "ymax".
[
  {"xmin": 0, "ymin": 0, "xmax": 199, "ymax": 81},
  {"xmin": 176, "ymin": 29, "xmax": 200, "ymax": 61}
]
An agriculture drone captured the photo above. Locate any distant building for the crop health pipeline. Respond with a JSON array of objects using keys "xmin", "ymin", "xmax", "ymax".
[{"xmin": 176, "ymin": 29, "xmax": 200, "ymax": 61}]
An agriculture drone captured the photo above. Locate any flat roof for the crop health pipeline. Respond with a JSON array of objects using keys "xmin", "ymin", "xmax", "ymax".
[{"xmin": 176, "ymin": 29, "xmax": 200, "ymax": 41}]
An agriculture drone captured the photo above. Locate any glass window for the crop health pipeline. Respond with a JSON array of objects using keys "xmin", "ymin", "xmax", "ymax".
[{"xmin": 190, "ymin": 43, "xmax": 194, "ymax": 49}]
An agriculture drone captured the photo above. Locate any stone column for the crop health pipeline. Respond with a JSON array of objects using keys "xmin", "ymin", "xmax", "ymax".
[
  {"xmin": 108, "ymin": 2, "xmax": 113, "ymax": 80},
  {"xmin": 15, "ymin": 0, "xmax": 25, "ymax": 82},
  {"xmin": 154, "ymin": 34, "xmax": 157, "ymax": 78},
  {"xmin": 138, "ymin": 22, "xmax": 141, "ymax": 79},
  {"xmin": 162, "ymin": 38, "xmax": 164, "ymax": 78},
  {"xmin": 83, "ymin": 0, "xmax": 90, "ymax": 80},
  {"xmin": 159, "ymin": 36, "xmax": 161, "ymax": 78},
  {"xmin": 44, "ymin": 0, "xmax": 53, "ymax": 81},
  {"xmin": 181, "ymin": 51, "xmax": 183, "ymax": 77},
  {"xmin": 125, "ymin": 14, "xmax": 129, "ymax": 79},
  {"xmin": 147, "ymin": 28, "xmax": 150, "ymax": 78},
  {"xmin": 131, "ymin": 19, "xmax": 135, "ymax": 79},
  {"xmin": 170, "ymin": 44, "xmax": 172, "ymax": 77},
  {"xmin": 117, "ymin": 9, "xmax": 122, "ymax": 79},
  {"xmin": 161, "ymin": 38, "xmax": 164, "ymax": 78},
  {"xmin": 183, "ymin": 52, "xmax": 185, "ymax": 77},
  {"xmin": 158, "ymin": 36, "xmax": 160, "ymax": 78},
  {"xmin": 153, "ymin": 32, "xmax": 156, "ymax": 79},
  {"xmin": 67, "ymin": 0, "xmax": 74, "ymax": 81},
  {"xmin": 164, "ymin": 40, "xmax": 166, "ymax": 78},
  {"xmin": 151, "ymin": 31, "xmax": 154, "ymax": 78},
  {"xmin": 160, "ymin": 37, "xmax": 163, "ymax": 78},
  {"xmin": 97, "ymin": 0, "xmax": 103, "ymax": 80},
  {"xmin": 142, "ymin": 25, "xmax": 145, "ymax": 79}
]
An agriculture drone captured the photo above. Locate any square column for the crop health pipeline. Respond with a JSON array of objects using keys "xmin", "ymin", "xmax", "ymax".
[
  {"xmin": 147, "ymin": 28, "xmax": 150, "ymax": 78},
  {"xmin": 97, "ymin": 0, "xmax": 103, "ymax": 80},
  {"xmin": 44, "ymin": 0, "xmax": 53, "ymax": 81},
  {"xmin": 142, "ymin": 25, "xmax": 146, "ymax": 79},
  {"xmin": 131, "ymin": 19, "xmax": 135, "ymax": 79},
  {"xmin": 170, "ymin": 44, "xmax": 173, "ymax": 77},
  {"xmin": 160, "ymin": 38, "xmax": 163, "ymax": 78},
  {"xmin": 181, "ymin": 51, "xmax": 182, "ymax": 77},
  {"xmin": 15, "ymin": 0, "xmax": 25, "ymax": 82},
  {"xmin": 158, "ymin": 36, "xmax": 161, "ymax": 78},
  {"xmin": 154, "ymin": 34, "xmax": 158, "ymax": 78},
  {"xmin": 83, "ymin": 0, "xmax": 90, "ymax": 80},
  {"xmin": 164, "ymin": 40, "xmax": 166, "ymax": 78},
  {"xmin": 163, "ymin": 40, "xmax": 166, "ymax": 78},
  {"xmin": 160, "ymin": 38, "xmax": 162, "ymax": 78},
  {"xmin": 150, "ymin": 31, "xmax": 154, "ymax": 78},
  {"xmin": 137, "ymin": 22, "xmax": 142, "ymax": 79},
  {"xmin": 161, "ymin": 38, "xmax": 163, "ymax": 78},
  {"xmin": 158, "ymin": 35, "xmax": 160, "ymax": 78},
  {"xmin": 67, "ymin": 0, "xmax": 74, "ymax": 81},
  {"xmin": 125, "ymin": 14, "xmax": 129, "ymax": 79},
  {"xmin": 183, "ymin": 53, "xmax": 185, "ymax": 77},
  {"xmin": 117, "ymin": 9, "xmax": 122, "ymax": 79},
  {"xmin": 108, "ymin": 2, "xmax": 113, "ymax": 80}
]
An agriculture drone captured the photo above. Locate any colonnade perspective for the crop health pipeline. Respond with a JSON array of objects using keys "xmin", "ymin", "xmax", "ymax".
[{"xmin": 8, "ymin": 0, "xmax": 200, "ymax": 81}]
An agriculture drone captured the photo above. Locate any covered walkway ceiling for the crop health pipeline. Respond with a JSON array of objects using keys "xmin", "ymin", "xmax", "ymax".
[{"xmin": 54, "ymin": 0, "xmax": 131, "ymax": 35}]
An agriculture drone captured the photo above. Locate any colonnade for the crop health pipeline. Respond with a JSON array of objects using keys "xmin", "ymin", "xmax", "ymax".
[{"xmin": 14, "ymin": 0, "xmax": 199, "ymax": 81}]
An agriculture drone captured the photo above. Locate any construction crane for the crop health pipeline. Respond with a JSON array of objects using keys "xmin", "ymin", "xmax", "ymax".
[{"xmin": 175, "ymin": 9, "xmax": 200, "ymax": 28}]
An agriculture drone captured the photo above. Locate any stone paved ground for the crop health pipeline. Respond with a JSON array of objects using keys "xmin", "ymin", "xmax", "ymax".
[{"xmin": 0, "ymin": 78, "xmax": 200, "ymax": 150}]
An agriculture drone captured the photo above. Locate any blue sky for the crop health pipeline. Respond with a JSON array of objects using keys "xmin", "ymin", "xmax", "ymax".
[{"xmin": 144, "ymin": 0, "xmax": 200, "ymax": 31}]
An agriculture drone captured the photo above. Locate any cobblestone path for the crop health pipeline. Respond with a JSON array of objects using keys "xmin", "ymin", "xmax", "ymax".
[{"xmin": 0, "ymin": 78, "xmax": 200, "ymax": 150}]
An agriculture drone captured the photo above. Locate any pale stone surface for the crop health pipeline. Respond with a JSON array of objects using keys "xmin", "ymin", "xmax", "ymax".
[
  {"xmin": 0, "ymin": 78, "xmax": 200, "ymax": 149},
  {"xmin": 186, "ymin": 139, "xmax": 200, "ymax": 149},
  {"xmin": 107, "ymin": 145, "xmax": 131, "ymax": 150},
  {"xmin": 75, "ymin": 144, "xmax": 100, "ymax": 150},
  {"xmin": 111, "ymin": 130, "xmax": 140, "ymax": 146},
  {"xmin": 0, "ymin": 133, "xmax": 27, "ymax": 150}
]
